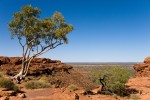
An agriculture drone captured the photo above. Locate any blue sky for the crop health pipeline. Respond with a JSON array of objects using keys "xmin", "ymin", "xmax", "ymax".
[{"xmin": 0, "ymin": 0, "xmax": 150, "ymax": 62}]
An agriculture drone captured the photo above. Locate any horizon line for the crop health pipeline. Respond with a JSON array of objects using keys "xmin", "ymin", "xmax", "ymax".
[{"xmin": 64, "ymin": 62, "xmax": 141, "ymax": 63}]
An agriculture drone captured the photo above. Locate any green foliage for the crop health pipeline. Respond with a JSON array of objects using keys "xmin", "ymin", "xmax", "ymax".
[
  {"xmin": 25, "ymin": 81, "xmax": 50, "ymax": 89},
  {"xmin": 68, "ymin": 84, "xmax": 78, "ymax": 91},
  {"xmin": 0, "ymin": 75, "xmax": 20, "ymax": 93},
  {"xmin": 8, "ymin": 5, "xmax": 73, "ymax": 52},
  {"xmin": 90, "ymin": 66, "xmax": 130, "ymax": 96}
]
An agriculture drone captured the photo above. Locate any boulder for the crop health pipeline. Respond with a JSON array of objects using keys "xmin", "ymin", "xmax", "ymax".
[
  {"xmin": 75, "ymin": 89, "xmax": 87, "ymax": 95},
  {"xmin": 3, "ymin": 91, "xmax": 15, "ymax": 96},
  {"xmin": 133, "ymin": 63, "xmax": 149, "ymax": 71},
  {"xmin": 136, "ymin": 71, "xmax": 150, "ymax": 77},
  {"xmin": 0, "ymin": 88, "xmax": 8, "ymax": 92},
  {"xmin": 17, "ymin": 93, "xmax": 26, "ymax": 98},
  {"xmin": 144, "ymin": 57, "xmax": 150, "ymax": 63},
  {"xmin": 0, "ymin": 96, "xmax": 9, "ymax": 100},
  {"xmin": 0, "ymin": 91, "xmax": 15, "ymax": 97},
  {"xmin": 134, "ymin": 56, "xmax": 150, "ymax": 77},
  {"xmin": 91, "ymin": 86, "xmax": 102, "ymax": 94}
]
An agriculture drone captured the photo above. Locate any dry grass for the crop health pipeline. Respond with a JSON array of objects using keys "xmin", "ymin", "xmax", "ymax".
[
  {"xmin": 25, "ymin": 81, "xmax": 50, "ymax": 89},
  {"xmin": 68, "ymin": 84, "xmax": 78, "ymax": 91},
  {"xmin": 0, "ymin": 74, "xmax": 20, "ymax": 93}
]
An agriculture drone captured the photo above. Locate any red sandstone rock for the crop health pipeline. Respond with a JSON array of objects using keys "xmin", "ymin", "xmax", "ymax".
[
  {"xmin": 144, "ymin": 56, "xmax": 150, "ymax": 63},
  {"xmin": 0, "ymin": 96, "xmax": 9, "ymax": 100},
  {"xmin": 133, "ymin": 63, "xmax": 149, "ymax": 71},
  {"xmin": 17, "ymin": 93, "xmax": 26, "ymax": 98},
  {"xmin": 0, "ymin": 56, "xmax": 10, "ymax": 64},
  {"xmin": 50, "ymin": 60, "xmax": 61, "ymax": 63},
  {"xmin": 33, "ymin": 58, "xmax": 52, "ymax": 64},
  {"xmin": 91, "ymin": 87, "xmax": 102, "ymax": 94},
  {"xmin": 0, "ymin": 56, "xmax": 72, "ymax": 76},
  {"xmin": 0, "ymin": 60, "xmax": 2, "ymax": 65},
  {"xmin": 10, "ymin": 57, "xmax": 22, "ymax": 65},
  {"xmin": 134, "ymin": 56, "xmax": 150, "ymax": 77},
  {"xmin": 0, "ymin": 90, "xmax": 15, "ymax": 97}
]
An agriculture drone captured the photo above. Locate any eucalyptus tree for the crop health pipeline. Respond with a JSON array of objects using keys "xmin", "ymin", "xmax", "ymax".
[{"xmin": 8, "ymin": 5, "xmax": 73, "ymax": 83}]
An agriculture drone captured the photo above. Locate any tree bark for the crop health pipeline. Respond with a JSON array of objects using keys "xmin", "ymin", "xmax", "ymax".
[{"xmin": 12, "ymin": 59, "xmax": 32, "ymax": 84}]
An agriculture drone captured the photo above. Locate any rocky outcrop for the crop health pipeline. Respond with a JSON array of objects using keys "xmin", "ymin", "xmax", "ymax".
[
  {"xmin": 133, "ymin": 57, "xmax": 150, "ymax": 77},
  {"xmin": 0, "ymin": 56, "xmax": 72, "ymax": 76},
  {"xmin": 0, "ymin": 57, "xmax": 10, "ymax": 65},
  {"xmin": 0, "ymin": 88, "xmax": 16, "ymax": 98}
]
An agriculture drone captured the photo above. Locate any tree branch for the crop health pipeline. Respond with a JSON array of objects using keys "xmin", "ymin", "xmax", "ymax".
[
  {"xmin": 25, "ymin": 42, "xmax": 63, "ymax": 62},
  {"xmin": 18, "ymin": 38, "xmax": 24, "ymax": 48},
  {"xmin": 39, "ymin": 42, "xmax": 63, "ymax": 56},
  {"xmin": 23, "ymin": 38, "xmax": 35, "ymax": 47}
]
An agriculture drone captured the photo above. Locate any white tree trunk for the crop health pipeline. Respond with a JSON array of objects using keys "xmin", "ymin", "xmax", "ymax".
[{"xmin": 12, "ymin": 60, "xmax": 31, "ymax": 84}]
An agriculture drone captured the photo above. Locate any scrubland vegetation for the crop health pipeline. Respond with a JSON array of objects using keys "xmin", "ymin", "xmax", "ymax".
[
  {"xmin": 25, "ymin": 81, "xmax": 50, "ymax": 89},
  {"xmin": 68, "ymin": 84, "xmax": 78, "ymax": 91},
  {"xmin": 0, "ymin": 74, "xmax": 19, "ymax": 93},
  {"xmin": 0, "ymin": 65, "xmax": 134, "ymax": 94},
  {"xmin": 0, "ymin": 64, "xmax": 136, "ymax": 99},
  {"xmin": 90, "ymin": 66, "xmax": 130, "ymax": 96}
]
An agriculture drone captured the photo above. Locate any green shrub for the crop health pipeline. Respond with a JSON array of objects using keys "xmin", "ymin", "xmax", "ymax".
[
  {"xmin": 0, "ymin": 76, "xmax": 20, "ymax": 93},
  {"xmin": 90, "ymin": 66, "xmax": 130, "ymax": 96},
  {"xmin": 25, "ymin": 81, "xmax": 50, "ymax": 89},
  {"xmin": 38, "ymin": 76, "xmax": 49, "ymax": 83},
  {"xmin": 68, "ymin": 84, "xmax": 78, "ymax": 91}
]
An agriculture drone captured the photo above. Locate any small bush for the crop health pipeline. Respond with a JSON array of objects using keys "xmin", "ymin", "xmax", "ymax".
[
  {"xmin": 38, "ymin": 76, "xmax": 49, "ymax": 83},
  {"xmin": 130, "ymin": 94, "xmax": 140, "ymax": 100},
  {"xmin": 68, "ymin": 84, "xmax": 78, "ymax": 91},
  {"xmin": 0, "ymin": 75, "xmax": 20, "ymax": 93},
  {"xmin": 90, "ymin": 66, "xmax": 130, "ymax": 96},
  {"xmin": 25, "ymin": 81, "xmax": 50, "ymax": 89}
]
